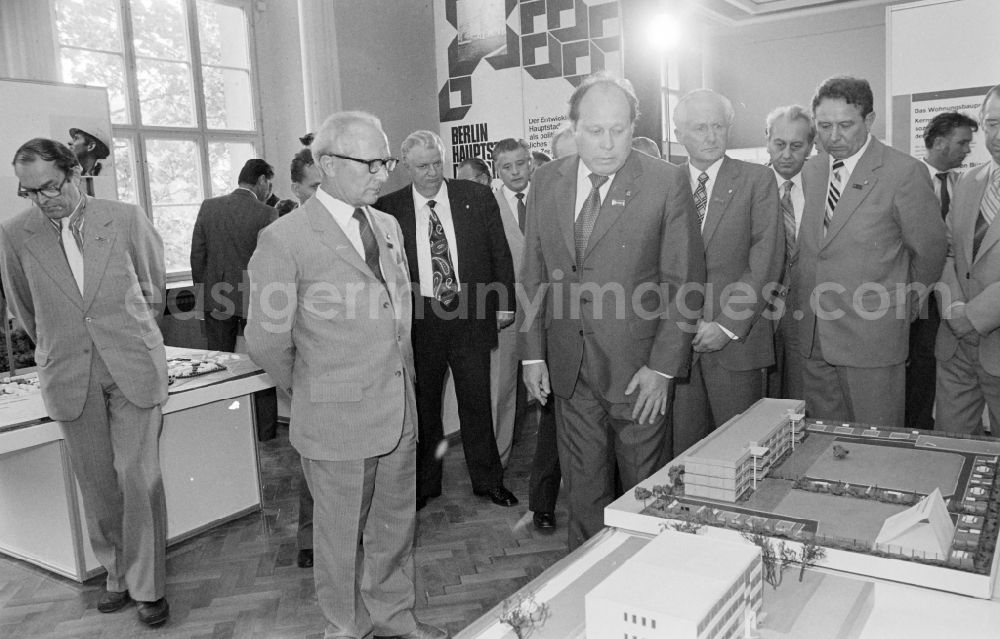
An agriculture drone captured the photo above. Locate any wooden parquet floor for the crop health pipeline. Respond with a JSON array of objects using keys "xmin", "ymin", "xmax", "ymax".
[{"xmin": 0, "ymin": 416, "xmax": 568, "ymax": 638}]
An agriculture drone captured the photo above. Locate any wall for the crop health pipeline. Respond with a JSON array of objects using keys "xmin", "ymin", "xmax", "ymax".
[{"xmin": 706, "ymin": 5, "xmax": 887, "ymax": 149}]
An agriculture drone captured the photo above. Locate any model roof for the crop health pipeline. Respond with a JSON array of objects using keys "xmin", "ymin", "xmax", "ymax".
[{"xmin": 685, "ymin": 399, "xmax": 803, "ymax": 465}]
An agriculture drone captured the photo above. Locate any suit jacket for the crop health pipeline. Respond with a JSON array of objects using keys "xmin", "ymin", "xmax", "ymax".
[
  {"xmin": 793, "ymin": 137, "xmax": 947, "ymax": 367},
  {"xmin": 245, "ymin": 197, "xmax": 415, "ymax": 462},
  {"xmin": 935, "ymin": 162, "xmax": 1000, "ymax": 375},
  {"xmin": 190, "ymin": 188, "xmax": 277, "ymax": 318},
  {"xmin": 518, "ymin": 150, "xmax": 706, "ymax": 402},
  {"xmin": 375, "ymin": 179, "xmax": 515, "ymax": 350},
  {"xmin": 494, "ymin": 187, "xmax": 525, "ymax": 277},
  {"xmin": 682, "ymin": 157, "xmax": 783, "ymax": 371},
  {"xmin": 0, "ymin": 197, "xmax": 168, "ymax": 422}
]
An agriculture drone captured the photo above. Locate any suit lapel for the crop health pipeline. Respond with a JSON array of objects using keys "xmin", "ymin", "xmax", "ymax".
[
  {"xmin": 586, "ymin": 152, "xmax": 642, "ymax": 257},
  {"xmin": 447, "ymin": 183, "xmax": 473, "ymax": 279},
  {"xmin": 81, "ymin": 204, "xmax": 116, "ymax": 312},
  {"xmin": 822, "ymin": 139, "xmax": 882, "ymax": 246},
  {"xmin": 556, "ymin": 157, "xmax": 579, "ymax": 263},
  {"xmin": 367, "ymin": 210, "xmax": 398, "ymax": 289},
  {"xmin": 702, "ymin": 157, "xmax": 737, "ymax": 246},
  {"xmin": 22, "ymin": 211, "xmax": 84, "ymax": 308},
  {"xmin": 965, "ymin": 164, "xmax": 993, "ymax": 264},
  {"xmin": 304, "ymin": 198, "xmax": 374, "ymax": 281}
]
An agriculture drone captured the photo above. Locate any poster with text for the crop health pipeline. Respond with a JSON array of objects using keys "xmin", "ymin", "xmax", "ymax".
[{"xmin": 435, "ymin": 0, "xmax": 622, "ymax": 177}]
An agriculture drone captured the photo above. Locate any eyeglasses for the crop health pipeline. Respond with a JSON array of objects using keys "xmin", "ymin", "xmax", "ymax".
[
  {"xmin": 17, "ymin": 176, "xmax": 67, "ymax": 200},
  {"xmin": 325, "ymin": 153, "xmax": 398, "ymax": 174}
]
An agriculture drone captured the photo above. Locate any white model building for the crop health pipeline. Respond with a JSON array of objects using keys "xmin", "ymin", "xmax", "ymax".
[
  {"xmin": 683, "ymin": 399, "xmax": 806, "ymax": 502},
  {"xmin": 586, "ymin": 532, "xmax": 763, "ymax": 639},
  {"xmin": 874, "ymin": 487, "xmax": 955, "ymax": 560}
]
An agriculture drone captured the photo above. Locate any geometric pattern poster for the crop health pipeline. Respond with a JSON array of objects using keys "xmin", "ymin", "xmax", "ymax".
[{"xmin": 435, "ymin": 0, "xmax": 622, "ymax": 176}]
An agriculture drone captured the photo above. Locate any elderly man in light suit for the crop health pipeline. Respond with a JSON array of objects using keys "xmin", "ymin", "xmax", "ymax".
[
  {"xmin": 0, "ymin": 138, "xmax": 170, "ymax": 625},
  {"xmin": 246, "ymin": 112, "xmax": 447, "ymax": 639},
  {"xmin": 936, "ymin": 85, "xmax": 1000, "ymax": 435}
]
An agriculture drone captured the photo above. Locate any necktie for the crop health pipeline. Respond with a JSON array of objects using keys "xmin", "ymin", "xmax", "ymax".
[
  {"xmin": 515, "ymin": 192, "xmax": 526, "ymax": 233},
  {"xmin": 824, "ymin": 160, "xmax": 845, "ymax": 234},
  {"xmin": 693, "ymin": 171, "xmax": 709, "ymax": 227},
  {"xmin": 427, "ymin": 200, "xmax": 459, "ymax": 304},
  {"xmin": 574, "ymin": 173, "xmax": 609, "ymax": 265},
  {"xmin": 973, "ymin": 172, "xmax": 1000, "ymax": 261},
  {"xmin": 353, "ymin": 208, "xmax": 384, "ymax": 284},
  {"xmin": 781, "ymin": 180, "xmax": 796, "ymax": 259},
  {"xmin": 51, "ymin": 199, "xmax": 85, "ymax": 294},
  {"xmin": 936, "ymin": 172, "xmax": 951, "ymax": 219}
]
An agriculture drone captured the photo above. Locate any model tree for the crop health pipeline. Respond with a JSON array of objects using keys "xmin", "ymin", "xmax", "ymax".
[
  {"xmin": 798, "ymin": 539, "xmax": 827, "ymax": 582},
  {"xmin": 499, "ymin": 592, "xmax": 549, "ymax": 638}
]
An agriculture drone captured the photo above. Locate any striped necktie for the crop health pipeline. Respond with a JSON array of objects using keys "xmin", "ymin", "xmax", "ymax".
[
  {"xmin": 823, "ymin": 160, "xmax": 845, "ymax": 234},
  {"xmin": 972, "ymin": 171, "xmax": 1000, "ymax": 260},
  {"xmin": 781, "ymin": 180, "xmax": 796, "ymax": 259},
  {"xmin": 353, "ymin": 208, "xmax": 384, "ymax": 284},
  {"xmin": 694, "ymin": 171, "xmax": 709, "ymax": 228}
]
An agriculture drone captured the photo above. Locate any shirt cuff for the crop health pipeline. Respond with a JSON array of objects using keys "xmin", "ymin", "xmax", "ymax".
[
  {"xmin": 652, "ymin": 369, "xmax": 674, "ymax": 380},
  {"xmin": 497, "ymin": 311, "xmax": 515, "ymax": 318},
  {"xmin": 718, "ymin": 324, "xmax": 738, "ymax": 341},
  {"xmin": 944, "ymin": 301, "xmax": 966, "ymax": 316},
  {"xmin": 522, "ymin": 359, "xmax": 545, "ymax": 365}
]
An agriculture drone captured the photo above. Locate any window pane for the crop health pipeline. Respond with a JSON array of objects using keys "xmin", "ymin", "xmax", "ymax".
[
  {"xmin": 146, "ymin": 139, "xmax": 203, "ymax": 273},
  {"xmin": 59, "ymin": 49, "xmax": 130, "ymax": 125},
  {"xmin": 113, "ymin": 137, "xmax": 139, "ymax": 204},
  {"xmin": 198, "ymin": 1, "xmax": 249, "ymax": 68},
  {"xmin": 208, "ymin": 142, "xmax": 256, "ymax": 197},
  {"xmin": 55, "ymin": 0, "xmax": 122, "ymax": 52},
  {"xmin": 131, "ymin": 0, "xmax": 190, "ymax": 61},
  {"xmin": 136, "ymin": 59, "xmax": 196, "ymax": 126},
  {"xmin": 203, "ymin": 67, "xmax": 254, "ymax": 130}
]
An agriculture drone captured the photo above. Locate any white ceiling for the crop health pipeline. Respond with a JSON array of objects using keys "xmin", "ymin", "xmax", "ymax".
[{"xmin": 680, "ymin": 0, "xmax": 903, "ymax": 25}]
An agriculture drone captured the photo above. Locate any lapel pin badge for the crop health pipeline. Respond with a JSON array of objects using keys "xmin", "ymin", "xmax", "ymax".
[
  {"xmin": 611, "ymin": 198, "xmax": 626, "ymax": 207},
  {"xmin": 853, "ymin": 184, "xmax": 864, "ymax": 190}
]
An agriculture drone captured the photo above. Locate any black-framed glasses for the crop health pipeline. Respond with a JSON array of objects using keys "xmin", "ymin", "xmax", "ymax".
[
  {"xmin": 17, "ymin": 176, "xmax": 68, "ymax": 200},
  {"xmin": 325, "ymin": 153, "xmax": 398, "ymax": 174}
]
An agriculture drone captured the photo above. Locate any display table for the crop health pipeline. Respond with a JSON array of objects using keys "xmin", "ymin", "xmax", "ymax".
[{"xmin": 0, "ymin": 347, "xmax": 273, "ymax": 581}]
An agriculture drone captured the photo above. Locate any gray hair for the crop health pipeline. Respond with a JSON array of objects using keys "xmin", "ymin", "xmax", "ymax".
[
  {"xmin": 311, "ymin": 111, "xmax": 384, "ymax": 158},
  {"xmin": 401, "ymin": 130, "xmax": 445, "ymax": 161},
  {"xmin": 764, "ymin": 105, "xmax": 816, "ymax": 145},
  {"xmin": 673, "ymin": 89, "xmax": 735, "ymax": 130}
]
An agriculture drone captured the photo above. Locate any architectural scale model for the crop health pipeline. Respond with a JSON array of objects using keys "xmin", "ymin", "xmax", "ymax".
[
  {"xmin": 606, "ymin": 398, "xmax": 1000, "ymax": 598},
  {"xmin": 585, "ymin": 531, "xmax": 762, "ymax": 639}
]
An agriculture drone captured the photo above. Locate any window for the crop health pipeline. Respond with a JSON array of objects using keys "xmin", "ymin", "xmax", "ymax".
[{"xmin": 55, "ymin": 0, "xmax": 260, "ymax": 278}]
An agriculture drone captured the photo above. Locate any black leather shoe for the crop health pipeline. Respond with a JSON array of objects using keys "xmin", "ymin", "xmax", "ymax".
[
  {"xmin": 473, "ymin": 485, "xmax": 519, "ymax": 507},
  {"xmin": 375, "ymin": 620, "xmax": 450, "ymax": 638},
  {"xmin": 296, "ymin": 548, "xmax": 314, "ymax": 568},
  {"xmin": 416, "ymin": 496, "xmax": 428, "ymax": 511},
  {"xmin": 137, "ymin": 598, "xmax": 170, "ymax": 626},
  {"xmin": 97, "ymin": 589, "xmax": 131, "ymax": 613},
  {"xmin": 532, "ymin": 511, "xmax": 556, "ymax": 531}
]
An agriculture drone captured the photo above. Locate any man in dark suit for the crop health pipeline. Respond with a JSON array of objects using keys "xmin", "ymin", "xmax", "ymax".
[
  {"xmin": 764, "ymin": 105, "xmax": 815, "ymax": 400},
  {"xmin": 907, "ymin": 111, "xmax": 978, "ymax": 430},
  {"xmin": 376, "ymin": 130, "xmax": 517, "ymax": 510},
  {"xmin": 519, "ymin": 73, "xmax": 705, "ymax": 550},
  {"xmin": 671, "ymin": 89, "xmax": 784, "ymax": 456},
  {"xmin": 190, "ymin": 159, "xmax": 277, "ymax": 352},
  {"xmin": 793, "ymin": 76, "xmax": 946, "ymax": 427}
]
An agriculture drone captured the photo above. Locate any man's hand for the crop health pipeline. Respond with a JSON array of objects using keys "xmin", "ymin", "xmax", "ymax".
[
  {"xmin": 946, "ymin": 303, "xmax": 976, "ymax": 338},
  {"xmin": 522, "ymin": 361, "xmax": 551, "ymax": 405},
  {"xmin": 625, "ymin": 366, "xmax": 670, "ymax": 424},
  {"xmin": 496, "ymin": 311, "xmax": 515, "ymax": 331},
  {"xmin": 692, "ymin": 321, "xmax": 732, "ymax": 353}
]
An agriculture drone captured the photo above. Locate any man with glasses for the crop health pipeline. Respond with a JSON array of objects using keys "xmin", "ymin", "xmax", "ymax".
[
  {"xmin": 246, "ymin": 112, "xmax": 447, "ymax": 639},
  {"xmin": 376, "ymin": 130, "xmax": 517, "ymax": 511},
  {"xmin": 0, "ymin": 138, "xmax": 170, "ymax": 625},
  {"xmin": 190, "ymin": 158, "xmax": 277, "ymax": 352}
]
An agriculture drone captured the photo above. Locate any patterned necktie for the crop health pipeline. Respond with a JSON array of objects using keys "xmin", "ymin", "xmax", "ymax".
[
  {"xmin": 973, "ymin": 172, "xmax": 1000, "ymax": 260},
  {"xmin": 574, "ymin": 173, "xmax": 609, "ymax": 265},
  {"xmin": 781, "ymin": 180, "xmax": 796, "ymax": 259},
  {"xmin": 50, "ymin": 198, "xmax": 85, "ymax": 293},
  {"xmin": 515, "ymin": 192, "xmax": 526, "ymax": 233},
  {"xmin": 693, "ymin": 171, "xmax": 709, "ymax": 227},
  {"xmin": 936, "ymin": 172, "xmax": 951, "ymax": 219},
  {"xmin": 353, "ymin": 208, "xmax": 384, "ymax": 284},
  {"xmin": 824, "ymin": 159, "xmax": 845, "ymax": 234},
  {"xmin": 427, "ymin": 200, "xmax": 459, "ymax": 304}
]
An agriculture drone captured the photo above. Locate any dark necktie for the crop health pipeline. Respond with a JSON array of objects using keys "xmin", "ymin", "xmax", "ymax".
[
  {"xmin": 824, "ymin": 160, "xmax": 845, "ymax": 234},
  {"xmin": 973, "ymin": 173, "xmax": 1000, "ymax": 261},
  {"xmin": 693, "ymin": 171, "xmax": 709, "ymax": 227},
  {"xmin": 936, "ymin": 172, "xmax": 951, "ymax": 219},
  {"xmin": 353, "ymin": 208, "xmax": 384, "ymax": 283},
  {"xmin": 515, "ymin": 192, "xmax": 526, "ymax": 232},
  {"xmin": 427, "ymin": 200, "xmax": 459, "ymax": 304},
  {"xmin": 574, "ymin": 173, "xmax": 609, "ymax": 265},
  {"xmin": 781, "ymin": 180, "xmax": 796, "ymax": 260}
]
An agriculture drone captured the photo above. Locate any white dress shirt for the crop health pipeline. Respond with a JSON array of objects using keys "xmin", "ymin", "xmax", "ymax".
[
  {"xmin": 922, "ymin": 158, "xmax": 957, "ymax": 206},
  {"xmin": 499, "ymin": 183, "xmax": 529, "ymax": 229},
  {"xmin": 574, "ymin": 160, "xmax": 616, "ymax": 219},
  {"xmin": 686, "ymin": 158, "xmax": 724, "ymax": 231},
  {"xmin": 772, "ymin": 168, "xmax": 805, "ymax": 237},
  {"xmin": 314, "ymin": 185, "xmax": 371, "ymax": 259},
  {"xmin": 831, "ymin": 134, "xmax": 873, "ymax": 183},
  {"xmin": 412, "ymin": 181, "xmax": 460, "ymax": 298}
]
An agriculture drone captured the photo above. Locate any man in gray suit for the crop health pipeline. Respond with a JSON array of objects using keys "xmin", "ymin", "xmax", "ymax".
[
  {"xmin": 671, "ymin": 89, "xmax": 784, "ymax": 456},
  {"xmin": 519, "ymin": 73, "xmax": 705, "ymax": 550},
  {"xmin": 1, "ymin": 138, "xmax": 170, "ymax": 625},
  {"xmin": 936, "ymin": 85, "xmax": 1000, "ymax": 434},
  {"xmin": 246, "ymin": 112, "xmax": 447, "ymax": 639},
  {"xmin": 191, "ymin": 158, "xmax": 277, "ymax": 352}
]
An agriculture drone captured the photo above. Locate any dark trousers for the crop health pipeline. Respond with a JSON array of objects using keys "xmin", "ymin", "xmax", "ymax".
[
  {"xmin": 203, "ymin": 312, "xmax": 245, "ymax": 353},
  {"xmin": 413, "ymin": 301, "xmax": 503, "ymax": 499},
  {"xmin": 528, "ymin": 400, "xmax": 560, "ymax": 514},
  {"xmin": 905, "ymin": 298, "xmax": 939, "ymax": 430},
  {"xmin": 297, "ymin": 460, "xmax": 314, "ymax": 551}
]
